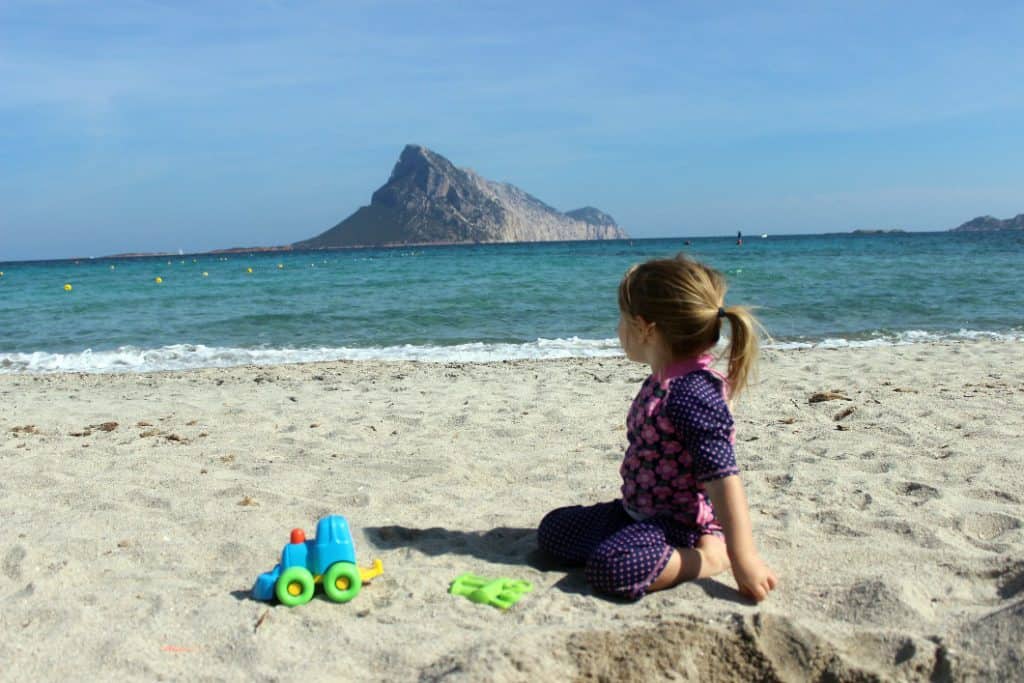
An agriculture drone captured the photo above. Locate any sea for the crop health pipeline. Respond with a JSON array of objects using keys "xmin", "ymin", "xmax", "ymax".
[{"xmin": 0, "ymin": 232, "xmax": 1021, "ymax": 374}]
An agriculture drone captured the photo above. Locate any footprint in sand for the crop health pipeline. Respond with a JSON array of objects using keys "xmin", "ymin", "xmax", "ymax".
[
  {"xmin": 852, "ymin": 458, "xmax": 892, "ymax": 475},
  {"xmin": 848, "ymin": 490, "xmax": 873, "ymax": 511},
  {"xmin": 812, "ymin": 510, "xmax": 866, "ymax": 538},
  {"xmin": 766, "ymin": 473, "xmax": 794, "ymax": 489},
  {"xmin": 996, "ymin": 560, "xmax": 1024, "ymax": 599},
  {"xmin": 895, "ymin": 481, "xmax": 941, "ymax": 505},
  {"xmin": 959, "ymin": 512, "xmax": 1021, "ymax": 542},
  {"xmin": 828, "ymin": 578, "xmax": 927, "ymax": 626},
  {"xmin": 2, "ymin": 545, "xmax": 27, "ymax": 580},
  {"xmin": 948, "ymin": 557, "xmax": 1024, "ymax": 601},
  {"xmin": 965, "ymin": 488, "xmax": 1022, "ymax": 505},
  {"xmin": 877, "ymin": 519, "xmax": 947, "ymax": 549}
]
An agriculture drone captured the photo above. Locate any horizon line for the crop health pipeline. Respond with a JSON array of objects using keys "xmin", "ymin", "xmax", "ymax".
[{"xmin": 0, "ymin": 229, "xmax": 972, "ymax": 266}]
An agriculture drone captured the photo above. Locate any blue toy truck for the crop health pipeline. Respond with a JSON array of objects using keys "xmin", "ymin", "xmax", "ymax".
[{"xmin": 251, "ymin": 515, "xmax": 383, "ymax": 607}]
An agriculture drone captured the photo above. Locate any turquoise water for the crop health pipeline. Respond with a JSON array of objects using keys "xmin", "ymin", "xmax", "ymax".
[{"xmin": 0, "ymin": 232, "xmax": 1021, "ymax": 372}]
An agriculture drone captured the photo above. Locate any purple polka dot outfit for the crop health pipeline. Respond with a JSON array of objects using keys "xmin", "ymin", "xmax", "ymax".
[{"xmin": 538, "ymin": 354, "xmax": 739, "ymax": 600}]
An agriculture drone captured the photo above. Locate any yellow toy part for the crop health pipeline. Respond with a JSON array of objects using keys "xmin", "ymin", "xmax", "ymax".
[
  {"xmin": 359, "ymin": 558, "xmax": 384, "ymax": 583},
  {"xmin": 309, "ymin": 558, "xmax": 383, "ymax": 587}
]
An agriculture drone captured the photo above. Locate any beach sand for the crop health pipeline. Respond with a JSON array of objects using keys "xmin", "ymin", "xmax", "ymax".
[{"xmin": 1, "ymin": 341, "xmax": 1022, "ymax": 681}]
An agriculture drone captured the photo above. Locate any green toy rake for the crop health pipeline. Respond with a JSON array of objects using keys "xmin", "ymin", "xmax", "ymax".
[{"xmin": 449, "ymin": 573, "xmax": 534, "ymax": 610}]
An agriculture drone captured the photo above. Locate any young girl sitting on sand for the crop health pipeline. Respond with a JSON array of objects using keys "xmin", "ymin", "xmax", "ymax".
[{"xmin": 538, "ymin": 254, "xmax": 778, "ymax": 602}]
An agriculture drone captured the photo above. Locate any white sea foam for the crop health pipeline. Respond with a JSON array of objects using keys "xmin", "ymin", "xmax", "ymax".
[
  {"xmin": 764, "ymin": 329, "xmax": 1024, "ymax": 350},
  {"xmin": 0, "ymin": 337, "xmax": 625, "ymax": 374},
  {"xmin": 0, "ymin": 330, "xmax": 1020, "ymax": 374}
]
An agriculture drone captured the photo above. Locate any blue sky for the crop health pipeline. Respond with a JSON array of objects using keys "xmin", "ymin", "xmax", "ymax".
[{"xmin": 2, "ymin": 1, "xmax": 1023, "ymax": 261}]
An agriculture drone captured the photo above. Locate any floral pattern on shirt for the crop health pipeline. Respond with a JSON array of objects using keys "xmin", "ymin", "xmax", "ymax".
[{"xmin": 620, "ymin": 368, "xmax": 738, "ymax": 527}]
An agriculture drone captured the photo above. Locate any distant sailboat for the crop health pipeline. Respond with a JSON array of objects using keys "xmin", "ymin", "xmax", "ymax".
[
  {"xmin": 178, "ymin": 248, "xmax": 185, "ymax": 256},
  {"xmin": 761, "ymin": 233, "xmax": 768, "ymax": 239}
]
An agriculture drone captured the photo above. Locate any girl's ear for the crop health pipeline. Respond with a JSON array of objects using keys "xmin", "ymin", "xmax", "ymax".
[{"xmin": 634, "ymin": 316, "xmax": 655, "ymax": 339}]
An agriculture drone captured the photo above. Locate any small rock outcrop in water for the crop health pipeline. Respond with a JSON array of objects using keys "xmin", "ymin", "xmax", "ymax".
[
  {"xmin": 951, "ymin": 214, "xmax": 1024, "ymax": 232},
  {"xmin": 293, "ymin": 145, "xmax": 628, "ymax": 248}
]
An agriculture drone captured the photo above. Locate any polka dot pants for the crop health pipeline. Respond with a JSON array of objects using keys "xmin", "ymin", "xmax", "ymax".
[{"xmin": 538, "ymin": 500, "xmax": 710, "ymax": 600}]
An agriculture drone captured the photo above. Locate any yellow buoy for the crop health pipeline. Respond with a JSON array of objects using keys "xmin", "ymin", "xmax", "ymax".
[
  {"xmin": 64, "ymin": 283, "xmax": 72, "ymax": 291},
  {"xmin": 246, "ymin": 267, "xmax": 253, "ymax": 274},
  {"xmin": 0, "ymin": 271, "xmax": 4, "ymax": 277},
  {"xmin": 155, "ymin": 277, "xmax": 163, "ymax": 284},
  {"xmin": 202, "ymin": 271, "xmax": 209, "ymax": 277},
  {"xmin": 277, "ymin": 264, "xmax": 284, "ymax": 269},
  {"xmin": 110, "ymin": 265, "xmax": 115, "ymax": 270}
]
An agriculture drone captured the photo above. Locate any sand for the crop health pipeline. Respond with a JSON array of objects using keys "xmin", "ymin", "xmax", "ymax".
[{"xmin": 1, "ymin": 340, "xmax": 1022, "ymax": 681}]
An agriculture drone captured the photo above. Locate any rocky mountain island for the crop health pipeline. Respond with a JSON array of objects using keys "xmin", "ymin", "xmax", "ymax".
[
  {"xmin": 950, "ymin": 214, "xmax": 1024, "ymax": 232},
  {"xmin": 292, "ymin": 145, "xmax": 627, "ymax": 248}
]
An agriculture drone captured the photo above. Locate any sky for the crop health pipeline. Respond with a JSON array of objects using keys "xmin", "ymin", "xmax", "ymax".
[{"xmin": 2, "ymin": 1, "xmax": 1023, "ymax": 262}]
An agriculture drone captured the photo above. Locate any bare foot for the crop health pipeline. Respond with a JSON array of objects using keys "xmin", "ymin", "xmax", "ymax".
[
  {"xmin": 648, "ymin": 534, "xmax": 731, "ymax": 592},
  {"xmin": 695, "ymin": 534, "xmax": 731, "ymax": 577}
]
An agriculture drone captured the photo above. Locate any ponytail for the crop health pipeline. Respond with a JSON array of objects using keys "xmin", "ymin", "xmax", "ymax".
[
  {"xmin": 720, "ymin": 305, "xmax": 760, "ymax": 399},
  {"xmin": 619, "ymin": 254, "xmax": 765, "ymax": 399}
]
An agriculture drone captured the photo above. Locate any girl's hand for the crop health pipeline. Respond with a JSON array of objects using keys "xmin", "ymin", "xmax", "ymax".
[
  {"xmin": 731, "ymin": 553, "xmax": 778, "ymax": 602},
  {"xmin": 704, "ymin": 476, "xmax": 778, "ymax": 601}
]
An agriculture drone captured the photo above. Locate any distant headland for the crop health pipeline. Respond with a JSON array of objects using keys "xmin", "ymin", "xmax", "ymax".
[
  {"xmin": 96, "ymin": 145, "xmax": 626, "ymax": 259},
  {"xmin": 292, "ymin": 144, "xmax": 627, "ymax": 248},
  {"xmin": 849, "ymin": 213, "xmax": 1023, "ymax": 236},
  {"xmin": 949, "ymin": 214, "xmax": 1024, "ymax": 232}
]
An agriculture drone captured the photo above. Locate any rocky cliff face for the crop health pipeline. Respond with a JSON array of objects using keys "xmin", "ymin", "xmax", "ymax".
[
  {"xmin": 292, "ymin": 145, "xmax": 628, "ymax": 248},
  {"xmin": 951, "ymin": 214, "xmax": 1024, "ymax": 231}
]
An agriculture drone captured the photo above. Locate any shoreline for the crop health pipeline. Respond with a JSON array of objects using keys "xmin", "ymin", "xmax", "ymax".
[
  {"xmin": 2, "ymin": 335, "xmax": 1021, "ymax": 376},
  {"xmin": 2, "ymin": 340, "xmax": 1022, "ymax": 679}
]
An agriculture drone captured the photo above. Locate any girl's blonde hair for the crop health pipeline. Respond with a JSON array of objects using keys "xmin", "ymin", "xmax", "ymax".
[{"xmin": 617, "ymin": 254, "xmax": 761, "ymax": 397}]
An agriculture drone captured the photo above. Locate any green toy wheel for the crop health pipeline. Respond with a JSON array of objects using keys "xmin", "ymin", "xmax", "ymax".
[
  {"xmin": 276, "ymin": 566, "xmax": 315, "ymax": 606},
  {"xmin": 322, "ymin": 562, "xmax": 362, "ymax": 603}
]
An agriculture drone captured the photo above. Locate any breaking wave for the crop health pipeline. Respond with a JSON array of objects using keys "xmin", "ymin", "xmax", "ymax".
[{"xmin": 0, "ymin": 329, "xmax": 1019, "ymax": 374}]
